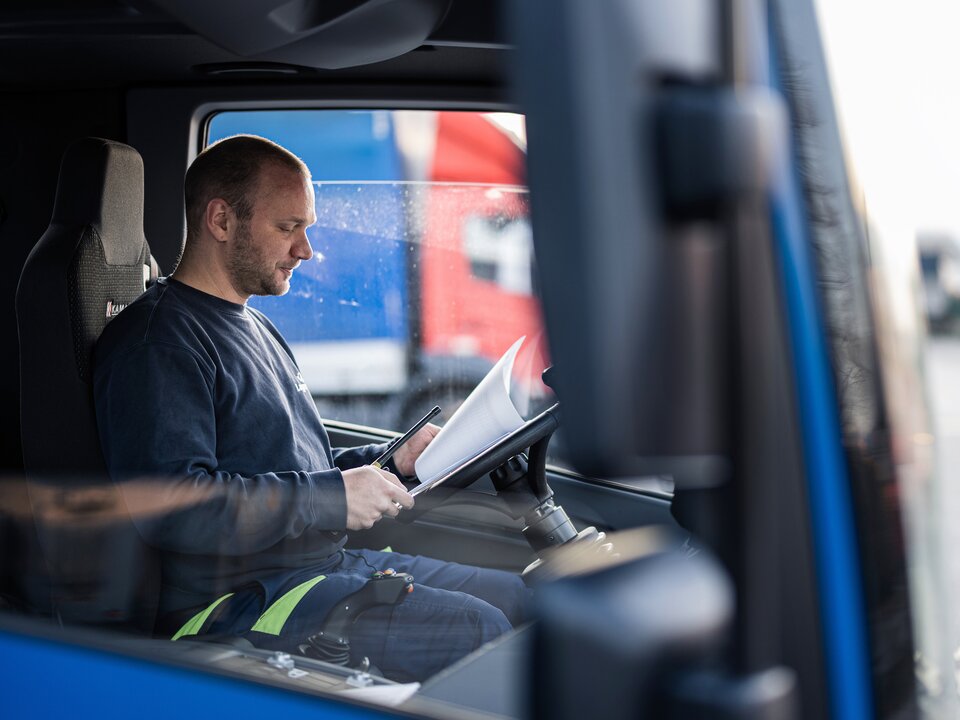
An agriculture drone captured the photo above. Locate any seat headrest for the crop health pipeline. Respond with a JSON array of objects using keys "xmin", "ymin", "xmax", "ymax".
[{"xmin": 51, "ymin": 137, "xmax": 146, "ymax": 266}]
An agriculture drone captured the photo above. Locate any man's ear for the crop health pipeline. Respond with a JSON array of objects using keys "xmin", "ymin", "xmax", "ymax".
[{"xmin": 205, "ymin": 198, "xmax": 233, "ymax": 244}]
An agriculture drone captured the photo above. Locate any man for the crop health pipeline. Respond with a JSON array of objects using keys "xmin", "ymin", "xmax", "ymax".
[{"xmin": 94, "ymin": 135, "xmax": 528, "ymax": 682}]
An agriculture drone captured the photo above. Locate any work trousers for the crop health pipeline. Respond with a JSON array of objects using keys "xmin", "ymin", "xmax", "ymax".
[{"xmin": 201, "ymin": 549, "xmax": 530, "ymax": 682}]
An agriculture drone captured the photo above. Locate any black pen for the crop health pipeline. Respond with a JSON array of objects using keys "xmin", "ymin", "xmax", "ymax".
[{"xmin": 371, "ymin": 405, "xmax": 442, "ymax": 470}]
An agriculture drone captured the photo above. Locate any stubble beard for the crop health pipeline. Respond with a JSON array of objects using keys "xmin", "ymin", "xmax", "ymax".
[{"xmin": 228, "ymin": 220, "xmax": 288, "ymax": 297}]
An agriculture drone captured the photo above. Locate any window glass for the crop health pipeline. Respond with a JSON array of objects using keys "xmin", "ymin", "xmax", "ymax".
[
  {"xmin": 206, "ymin": 110, "xmax": 556, "ymax": 440},
  {"xmin": 4, "ymin": 103, "xmax": 670, "ymax": 720}
]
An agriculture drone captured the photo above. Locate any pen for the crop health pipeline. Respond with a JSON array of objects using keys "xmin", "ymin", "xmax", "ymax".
[{"xmin": 371, "ymin": 405, "xmax": 442, "ymax": 470}]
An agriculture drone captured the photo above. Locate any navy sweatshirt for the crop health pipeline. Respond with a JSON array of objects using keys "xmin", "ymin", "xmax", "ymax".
[{"xmin": 93, "ymin": 278, "xmax": 387, "ymax": 616}]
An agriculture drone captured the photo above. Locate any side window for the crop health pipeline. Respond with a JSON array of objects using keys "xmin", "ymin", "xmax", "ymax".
[{"xmin": 206, "ymin": 110, "xmax": 554, "ymax": 437}]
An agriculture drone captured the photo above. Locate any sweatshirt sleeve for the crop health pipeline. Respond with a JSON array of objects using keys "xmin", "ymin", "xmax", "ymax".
[
  {"xmin": 331, "ymin": 442, "xmax": 390, "ymax": 472},
  {"xmin": 94, "ymin": 341, "xmax": 346, "ymax": 556}
]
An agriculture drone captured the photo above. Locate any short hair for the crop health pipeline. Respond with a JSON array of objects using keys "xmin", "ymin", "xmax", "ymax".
[{"xmin": 184, "ymin": 134, "xmax": 310, "ymax": 241}]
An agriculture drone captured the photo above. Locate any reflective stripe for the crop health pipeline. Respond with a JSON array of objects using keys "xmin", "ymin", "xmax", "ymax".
[
  {"xmin": 171, "ymin": 593, "xmax": 234, "ymax": 641},
  {"xmin": 250, "ymin": 575, "xmax": 326, "ymax": 636}
]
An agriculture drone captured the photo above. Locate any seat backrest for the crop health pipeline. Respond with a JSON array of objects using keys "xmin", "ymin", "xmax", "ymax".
[
  {"xmin": 17, "ymin": 137, "xmax": 154, "ymax": 475},
  {"xmin": 14, "ymin": 138, "xmax": 159, "ymax": 631}
]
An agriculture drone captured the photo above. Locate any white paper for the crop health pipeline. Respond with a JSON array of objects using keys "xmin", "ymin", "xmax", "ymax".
[
  {"xmin": 413, "ymin": 337, "xmax": 526, "ymax": 492},
  {"xmin": 342, "ymin": 682, "xmax": 421, "ymax": 706}
]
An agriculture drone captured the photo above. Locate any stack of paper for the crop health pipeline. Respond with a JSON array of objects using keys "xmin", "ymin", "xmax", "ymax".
[{"xmin": 412, "ymin": 337, "xmax": 527, "ymax": 494}]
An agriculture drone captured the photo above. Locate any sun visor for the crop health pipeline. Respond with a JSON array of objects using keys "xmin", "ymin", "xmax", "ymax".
[{"xmin": 147, "ymin": 0, "xmax": 451, "ymax": 69}]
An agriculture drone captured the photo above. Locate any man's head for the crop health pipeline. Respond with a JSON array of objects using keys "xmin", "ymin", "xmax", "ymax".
[{"xmin": 181, "ymin": 135, "xmax": 316, "ymax": 301}]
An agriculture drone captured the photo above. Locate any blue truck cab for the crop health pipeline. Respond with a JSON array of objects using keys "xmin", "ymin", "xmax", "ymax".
[{"xmin": 0, "ymin": 1, "xmax": 953, "ymax": 719}]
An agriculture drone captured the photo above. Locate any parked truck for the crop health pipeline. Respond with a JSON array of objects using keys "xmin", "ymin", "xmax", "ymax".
[{"xmin": 208, "ymin": 109, "xmax": 547, "ymax": 428}]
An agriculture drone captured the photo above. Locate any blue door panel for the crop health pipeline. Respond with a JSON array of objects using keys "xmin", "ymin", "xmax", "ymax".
[{"xmin": 0, "ymin": 628, "xmax": 392, "ymax": 719}]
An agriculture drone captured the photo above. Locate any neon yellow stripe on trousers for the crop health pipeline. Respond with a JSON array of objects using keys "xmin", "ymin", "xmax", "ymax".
[
  {"xmin": 171, "ymin": 593, "xmax": 234, "ymax": 641},
  {"xmin": 250, "ymin": 575, "xmax": 326, "ymax": 636}
]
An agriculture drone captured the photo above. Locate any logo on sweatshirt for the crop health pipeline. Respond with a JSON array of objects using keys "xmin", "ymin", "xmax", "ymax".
[
  {"xmin": 105, "ymin": 300, "xmax": 128, "ymax": 318},
  {"xmin": 295, "ymin": 372, "xmax": 309, "ymax": 395}
]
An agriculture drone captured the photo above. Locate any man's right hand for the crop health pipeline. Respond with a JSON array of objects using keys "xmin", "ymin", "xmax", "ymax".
[{"xmin": 342, "ymin": 466, "xmax": 415, "ymax": 530}]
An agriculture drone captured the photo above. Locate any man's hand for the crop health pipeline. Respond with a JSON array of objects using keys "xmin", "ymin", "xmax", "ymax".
[
  {"xmin": 392, "ymin": 423, "xmax": 441, "ymax": 477},
  {"xmin": 342, "ymin": 466, "xmax": 414, "ymax": 530}
]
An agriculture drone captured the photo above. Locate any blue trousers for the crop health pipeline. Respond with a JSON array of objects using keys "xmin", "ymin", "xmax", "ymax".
[{"xmin": 205, "ymin": 549, "xmax": 531, "ymax": 682}]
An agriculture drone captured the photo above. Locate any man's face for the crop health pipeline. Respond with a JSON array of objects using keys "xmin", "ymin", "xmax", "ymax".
[{"xmin": 227, "ymin": 162, "xmax": 316, "ymax": 298}]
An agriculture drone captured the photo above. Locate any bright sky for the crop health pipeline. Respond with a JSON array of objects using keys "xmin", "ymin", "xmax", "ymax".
[{"xmin": 815, "ymin": 1, "xmax": 960, "ymax": 239}]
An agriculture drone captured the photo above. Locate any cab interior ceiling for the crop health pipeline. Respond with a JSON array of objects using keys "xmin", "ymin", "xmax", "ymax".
[
  {"xmin": 0, "ymin": 0, "xmax": 510, "ymax": 474},
  {"xmin": 0, "ymin": 0, "xmax": 508, "ymax": 89}
]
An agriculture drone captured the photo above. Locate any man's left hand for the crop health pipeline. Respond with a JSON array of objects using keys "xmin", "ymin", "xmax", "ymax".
[{"xmin": 393, "ymin": 423, "xmax": 441, "ymax": 477}]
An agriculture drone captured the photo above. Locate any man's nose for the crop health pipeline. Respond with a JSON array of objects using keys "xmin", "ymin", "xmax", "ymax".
[{"xmin": 295, "ymin": 229, "xmax": 314, "ymax": 261}]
